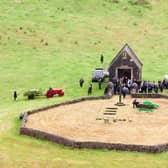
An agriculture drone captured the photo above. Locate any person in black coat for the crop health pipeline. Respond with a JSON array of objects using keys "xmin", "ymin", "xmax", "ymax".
[
  {"xmin": 100, "ymin": 54, "xmax": 104, "ymax": 64},
  {"xmin": 98, "ymin": 78, "xmax": 102, "ymax": 90},
  {"xmin": 132, "ymin": 99, "xmax": 139, "ymax": 108},
  {"xmin": 13, "ymin": 91, "xmax": 17, "ymax": 101},
  {"xmin": 88, "ymin": 84, "xmax": 92, "ymax": 95},
  {"xmin": 79, "ymin": 78, "xmax": 84, "ymax": 88},
  {"xmin": 154, "ymin": 83, "xmax": 159, "ymax": 93}
]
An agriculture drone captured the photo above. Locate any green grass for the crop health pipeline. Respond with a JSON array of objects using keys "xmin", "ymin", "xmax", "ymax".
[{"xmin": 1, "ymin": 0, "xmax": 168, "ymax": 167}]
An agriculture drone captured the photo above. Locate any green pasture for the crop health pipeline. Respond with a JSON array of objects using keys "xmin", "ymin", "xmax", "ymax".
[{"xmin": 1, "ymin": 0, "xmax": 168, "ymax": 167}]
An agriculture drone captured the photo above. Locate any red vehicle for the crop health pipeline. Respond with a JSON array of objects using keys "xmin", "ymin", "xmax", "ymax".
[{"xmin": 46, "ymin": 88, "xmax": 64, "ymax": 98}]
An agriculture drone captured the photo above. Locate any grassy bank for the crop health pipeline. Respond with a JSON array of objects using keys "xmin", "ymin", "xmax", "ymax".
[{"xmin": 1, "ymin": 0, "xmax": 168, "ymax": 167}]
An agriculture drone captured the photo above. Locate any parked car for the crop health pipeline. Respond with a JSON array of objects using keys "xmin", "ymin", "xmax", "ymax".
[{"xmin": 92, "ymin": 68, "xmax": 109, "ymax": 82}]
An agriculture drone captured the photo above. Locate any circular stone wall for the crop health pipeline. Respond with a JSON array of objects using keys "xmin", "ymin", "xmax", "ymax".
[{"xmin": 25, "ymin": 96, "xmax": 168, "ymax": 146}]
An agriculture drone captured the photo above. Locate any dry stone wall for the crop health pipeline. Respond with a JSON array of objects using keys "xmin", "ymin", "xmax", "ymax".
[{"xmin": 20, "ymin": 95, "xmax": 168, "ymax": 153}]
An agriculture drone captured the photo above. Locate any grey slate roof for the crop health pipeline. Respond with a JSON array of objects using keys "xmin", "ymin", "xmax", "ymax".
[{"xmin": 109, "ymin": 43, "xmax": 143, "ymax": 69}]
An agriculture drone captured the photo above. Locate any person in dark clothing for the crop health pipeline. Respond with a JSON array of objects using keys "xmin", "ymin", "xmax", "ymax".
[
  {"xmin": 123, "ymin": 76, "xmax": 128, "ymax": 85},
  {"xmin": 160, "ymin": 84, "xmax": 164, "ymax": 92},
  {"xmin": 104, "ymin": 86, "xmax": 108, "ymax": 95},
  {"xmin": 147, "ymin": 81, "xmax": 153, "ymax": 93},
  {"xmin": 100, "ymin": 54, "xmax": 104, "ymax": 64},
  {"xmin": 98, "ymin": 78, "xmax": 102, "ymax": 90},
  {"xmin": 132, "ymin": 99, "xmax": 139, "ymax": 108},
  {"xmin": 79, "ymin": 78, "xmax": 84, "ymax": 88},
  {"xmin": 154, "ymin": 84, "xmax": 159, "ymax": 93},
  {"xmin": 14, "ymin": 91, "xmax": 17, "ymax": 101},
  {"xmin": 88, "ymin": 84, "xmax": 92, "ymax": 95},
  {"xmin": 141, "ymin": 81, "xmax": 147, "ymax": 93},
  {"xmin": 163, "ymin": 79, "xmax": 168, "ymax": 89},
  {"xmin": 158, "ymin": 81, "xmax": 164, "ymax": 93},
  {"xmin": 122, "ymin": 86, "xmax": 129, "ymax": 98}
]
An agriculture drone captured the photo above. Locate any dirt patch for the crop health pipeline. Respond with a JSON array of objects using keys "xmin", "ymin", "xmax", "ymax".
[{"xmin": 26, "ymin": 96, "xmax": 168, "ymax": 145}]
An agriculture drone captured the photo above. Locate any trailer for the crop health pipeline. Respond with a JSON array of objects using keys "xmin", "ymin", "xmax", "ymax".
[{"xmin": 24, "ymin": 88, "xmax": 64, "ymax": 99}]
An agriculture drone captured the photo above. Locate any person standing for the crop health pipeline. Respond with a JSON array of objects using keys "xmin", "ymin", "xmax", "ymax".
[
  {"xmin": 88, "ymin": 84, "xmax": 92, "ymax": 95},
  {"xmin": 158, "ymin": 80, "xmax": 163, "ymax": 93},
  {"xmin": 154, "ymin": 83, "xmax": 159, "ymax": 93},
  {"xmin": 122, "ymin": 86, "xmax": 129, "ymax": 98},
  {"xmin": 104, "ymin": 86, "xmax": 108, "ymax": 95},
  {"xmin": 98, "ymin": 78, "xmax": 102, "ymax": 90},
  {"xmin": 79, "ymin": 78, "xmax": 84, "ymax": 88},
  {"xmin": 100, "ymin": 54, "xmax": 104, "ymax": 64},
  {"xmin": 13, "ymin": 91, "xmax": 17, "ymax": 101}
]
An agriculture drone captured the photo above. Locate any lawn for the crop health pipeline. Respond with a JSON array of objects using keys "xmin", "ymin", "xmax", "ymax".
[{"xmin": 1, "ymin": 0, "xmax": 168, "ymax": 167}]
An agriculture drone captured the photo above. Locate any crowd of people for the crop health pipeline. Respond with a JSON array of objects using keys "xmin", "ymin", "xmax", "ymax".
[
  {"xmin": 79, "ymin": 75, "xmax": 168, "ymax": 97},
  {"xmin": 79, "ymin": 54, "xmax": 168, "ymax": 97},
  {"xmin": 113, "ymin": 76, "xmax": 168, "ymax": 98}
]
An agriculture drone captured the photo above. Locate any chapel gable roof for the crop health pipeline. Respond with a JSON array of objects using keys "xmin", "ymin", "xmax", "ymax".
[{"xmin": 109, "ymin": 43, "xmax": 143, "ymax": 69}]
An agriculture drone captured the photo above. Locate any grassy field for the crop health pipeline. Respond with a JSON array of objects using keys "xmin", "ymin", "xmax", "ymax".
[{"xmin": 1, "ymin": 0, "xmax": 168, "ymax": 167}]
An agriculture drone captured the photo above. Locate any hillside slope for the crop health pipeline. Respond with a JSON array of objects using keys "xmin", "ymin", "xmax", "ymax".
[{"xmin": 0, "ymin": 0, "xmax": 168, "ymax": 167}]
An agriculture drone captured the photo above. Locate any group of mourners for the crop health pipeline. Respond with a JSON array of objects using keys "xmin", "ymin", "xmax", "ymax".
[
  {"xmin": 79, "ymin": 54, "xmax": 168, "ymax": 97},
  {"xmin": 79, "ymin": 75, "xmax": 168, "ymax": 97},
  {"xmin": 113, "ymin": 76, "xmax": 168, "ymax": 98}
]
